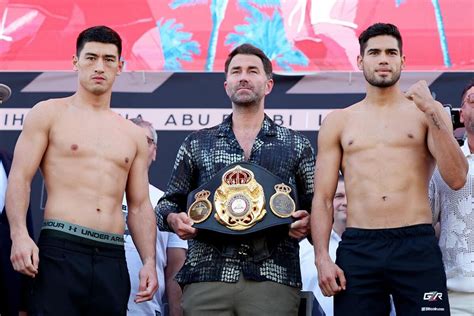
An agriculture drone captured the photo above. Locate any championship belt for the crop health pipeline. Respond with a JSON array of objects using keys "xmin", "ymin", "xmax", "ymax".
[{"xmin": 186, "ymin": 162, "xmax": 299, "ymax": 235}]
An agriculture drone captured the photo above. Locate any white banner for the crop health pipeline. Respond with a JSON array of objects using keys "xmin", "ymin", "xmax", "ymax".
[{"xmin": 0, "ymin": 108, "xmax": 334, "ymax": 131}]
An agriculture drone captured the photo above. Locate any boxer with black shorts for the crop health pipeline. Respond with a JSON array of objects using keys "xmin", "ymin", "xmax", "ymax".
[
  {"xmin": 30, "ymin": 221, "xmax": 130, "ymax": 315},
  {"xmin": 311, "ymin": 23, "xmax": 467, "ymax": 315},
  {"xmin": 6, "ymin": 26, "xmax": 158, "ymax": 315}
]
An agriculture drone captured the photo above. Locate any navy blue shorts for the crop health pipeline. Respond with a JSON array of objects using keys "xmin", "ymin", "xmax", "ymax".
[
  {"xmin": 334, "ymin": 224, "xmax": 449, "ymax": 315},
  {"xmin": 29, "ymin": 229, "xmax": 130, "ymax": 316}
]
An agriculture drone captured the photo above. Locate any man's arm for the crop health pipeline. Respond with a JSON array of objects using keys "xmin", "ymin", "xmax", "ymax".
[
  {"xmin": 165, "ymin": 244, "xmax": 186, "ymax": 316},
  {"xmin": 406, "ymin": 80, "xmax": 468, "ymax": 190},
  {"xmin": 156, "ymin": 136, "xmax": 197, "ymax": 240},
  {"xmin": 310, "ymin": 110, "xmax": 346, "ymax": 297},
  {"xmin": 428, "ymin": 171, "xmax": 443, "ymax": 239},
  {"xmin": 126, "ymin": 132, "xmax": 158, "ymax": 302},
  {"xmin": 290, "ymin": 136, "xmax": 316, "ymax": 239},
  {"xmin": 6, "ymin": 102, "xmax": 51, "ymax": 277},
  {"xmin": 428, "ymin": 171, "xmax": 441, "ymax": 225}
]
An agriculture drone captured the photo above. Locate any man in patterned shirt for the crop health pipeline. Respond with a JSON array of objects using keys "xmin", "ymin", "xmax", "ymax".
[
  {"xmin": 430, "ymin": 80, "xmax": 474, "ymax": 315},
  {"xmin": 156, "ymin": 43, "xmax": 315, "ymax": 315}
]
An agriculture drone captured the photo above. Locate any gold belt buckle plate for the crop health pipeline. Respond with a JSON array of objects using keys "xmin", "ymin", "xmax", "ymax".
[{"xmin": 213, "ymin": 165, "xmax": 266, "ymax": 231}]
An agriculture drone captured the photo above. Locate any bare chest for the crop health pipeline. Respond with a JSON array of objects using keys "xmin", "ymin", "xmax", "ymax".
[
  {"xmin": 48, "ymin": 114, "xmax": 136, "ymax": 169},
  {"xmin": 341, "ymin": 113, "xmax": 427, "ymax": 153}
]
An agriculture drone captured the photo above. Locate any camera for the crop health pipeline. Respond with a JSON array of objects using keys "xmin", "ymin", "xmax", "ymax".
[
  {"xmin": 451, "ymin": 108, "xmax": 463, "ymax": 130},
  {"xmin": 444, "ymin": 105, "xmax": 465, "ymax": 146}
]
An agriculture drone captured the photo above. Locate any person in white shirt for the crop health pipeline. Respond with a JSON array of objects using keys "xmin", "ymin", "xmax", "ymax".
[
  {"xmin": 430, "ymin": 80, "xmax": 474, "ymax": 316},
  {"xmin": 300, "ymin": 175, "xmax": 346, "ymax": 316},
  {"xmin": 123, "ymin": 117, "xmax": 187, "ymax": 316}
]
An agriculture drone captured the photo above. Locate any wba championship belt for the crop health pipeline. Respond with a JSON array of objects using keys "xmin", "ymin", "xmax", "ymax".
[{"xmin": 186, "ymin": 162, "xmax": 299, "ymax": 235}]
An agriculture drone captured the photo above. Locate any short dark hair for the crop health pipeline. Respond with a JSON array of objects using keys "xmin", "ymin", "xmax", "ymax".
[
  {"xmin": 76, "ymin": 25, "xmax": 122, "ymax": 58},
  {"xmin": 358, "ymin": 23, "xmax": 403, "ymax": 56},
  {"xmin": 461, "ymin": 79, "xmax": 474, "ymax": 105},
  {"xmin": 224, "ymin": 44, "xmax": 273, "ymax": 79}
]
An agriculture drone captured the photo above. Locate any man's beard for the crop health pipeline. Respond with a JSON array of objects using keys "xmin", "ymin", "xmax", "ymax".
[
  {"xmin": 465, "ymin": 120, "xmax": 474, "ymax": 134},
  {"xmin": 230, "ymin": 88, "xmax": 262, "ymax": 107},
  {"xmin": 364, "ymin": 69, "xmax": 401, "ymax": 88}
]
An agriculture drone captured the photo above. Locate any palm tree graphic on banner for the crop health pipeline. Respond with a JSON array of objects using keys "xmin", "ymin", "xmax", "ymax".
[
  {"xmin": 169, "ymin": 0, "xmax": 308, "ymax": 71},
  {"xmin": 156, "ymin": 18, "xmax": 201, "ymax": 70}
]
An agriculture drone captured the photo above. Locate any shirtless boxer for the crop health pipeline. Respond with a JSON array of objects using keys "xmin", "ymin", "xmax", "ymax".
[
  {"xmin": 6, "ymin": 25, "xmax": 158, "ymax": 315},
  {"xmin": 311, "ymin": 23, "xmax": 468, "ymax": 315}
]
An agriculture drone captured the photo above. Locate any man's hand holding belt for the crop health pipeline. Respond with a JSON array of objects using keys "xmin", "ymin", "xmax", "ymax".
[
  {"xmin": 175, "ymin": 162, "xmax": 310, "ymax": 240},
  {"xmin": 289, "ymin": 210, "xmax": 310, "ymax": 239},
  {"xmin": 168, "ymin": 209, "xmax": 310, "ymax": 241},
  {"xmin": 167, "ymin": 212, "xmax": 197, "ymax": 240}
]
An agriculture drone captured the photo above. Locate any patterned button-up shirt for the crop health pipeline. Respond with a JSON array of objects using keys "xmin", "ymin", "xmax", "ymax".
[
  {"xmin": 429, "ymin": 141, "xmax": 474, "ymax": 293},
  {"xmin": 156, "ymin": 114, "xmax": 315, "ymax": 288}
]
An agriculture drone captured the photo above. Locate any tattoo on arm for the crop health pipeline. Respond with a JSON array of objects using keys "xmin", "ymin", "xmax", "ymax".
[{"xmin": 430, "ymin": 113, "xmax": 441, "ymax": 130}]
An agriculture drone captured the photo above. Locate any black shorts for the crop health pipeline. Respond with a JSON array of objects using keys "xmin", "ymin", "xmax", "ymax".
[
  {"xmin": 29, "ymin": 229, "xmax": 130, "ymax": 316},
  {"xmin": 334, "ymin": 224, "xmax": 449, "ymax": 316}
]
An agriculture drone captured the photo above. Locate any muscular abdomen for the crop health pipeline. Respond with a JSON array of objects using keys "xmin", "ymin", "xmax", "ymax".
[
  {"xmin": 342, "ymin": 131, "xmax": 434, "ymax": 228},
  {"xmin": 40, "ymin": 119, "xmax": 136, "ymax": 234}
]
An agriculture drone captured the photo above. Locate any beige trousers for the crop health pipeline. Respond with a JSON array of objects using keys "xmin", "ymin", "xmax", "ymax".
[{"xmin": 182, "ymin": 274, "xmax": 300, "ymax": 316}]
